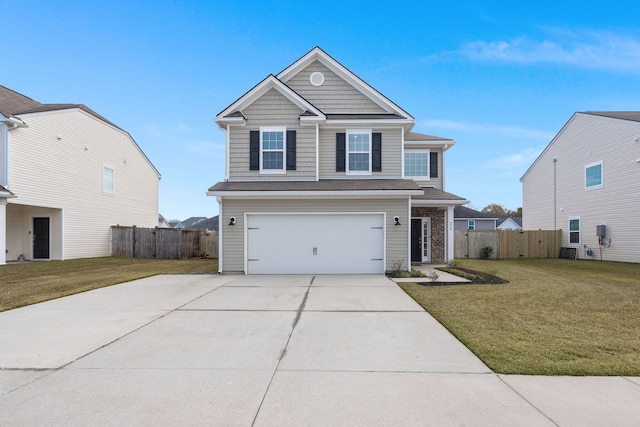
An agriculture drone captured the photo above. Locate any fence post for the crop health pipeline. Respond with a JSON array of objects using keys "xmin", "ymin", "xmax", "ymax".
[{"xmin": 132, "ymin": 225, "xmax": 137, "ymax": 258}]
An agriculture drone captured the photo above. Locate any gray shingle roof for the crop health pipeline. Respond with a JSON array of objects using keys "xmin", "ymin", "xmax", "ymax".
[
  {"xmin": 497, "ymin": 216, "xmax": 523, "ymax": 227},
  {"xmin": 454, "ymin": 206, "xmax": 496, "ymax": 218},
  {"xmin": 0, "ymin": 85, "xmax": 120, "ymax": 130},
  {"xmin": 208, "ymin": 179, "xmax": 422, "ymax": 192},
  {"xmin": 583, "ymin": 112, "xmax": 640, "ymax": 123},
  {"xmin": 413, "ymin": 186, "xmax": 467, "ymax": 202},
  {"xmin": 405, "ymin": 131, "xmax": 452, "ymax": 142}
]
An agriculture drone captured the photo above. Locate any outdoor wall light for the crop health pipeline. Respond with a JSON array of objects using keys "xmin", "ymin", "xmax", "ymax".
[
  {"xmin": 393, "ymin": 216, "xmax": 401, "ymax": 226},
  {"xmin": 228, "ymin": 216, "xmax": 236, "ymax": 226}
]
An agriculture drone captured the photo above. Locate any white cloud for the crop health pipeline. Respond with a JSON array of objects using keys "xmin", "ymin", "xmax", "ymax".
[
  {"xmin": 421, "ymin": 119, "xmax": 554, "ymax": 140},
  {"xmin": 483, "ymin": 147, "xmax": 542, "ymax": 171},
  {"xmin": 458, "ymin": 29, "xmax": 640, "ymax": 73}
]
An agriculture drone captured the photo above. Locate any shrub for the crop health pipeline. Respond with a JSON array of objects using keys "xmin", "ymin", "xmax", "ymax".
[{"xmin": 480, "ymin": 246, "xmax": 493, "ymax": 260}]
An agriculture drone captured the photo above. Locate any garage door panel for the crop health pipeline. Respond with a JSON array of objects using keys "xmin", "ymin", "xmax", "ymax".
[{"xmin": 247, "ymin": 214, "xmax": 384, "ymax": 274}]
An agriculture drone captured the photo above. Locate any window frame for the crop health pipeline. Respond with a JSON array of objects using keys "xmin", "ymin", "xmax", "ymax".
[
  {"xmin": 468, "ymin": 220, "xmax": 475, "ymax": 230},
  {"xmin": 259, "ymin": 126, "xmax": 286, "ymax": 174},
  {"xmin": 102, "ymin": 164, "xmax": 114, "ymax": 194},
  {"xmin": 585, "ymin": 161, "xmax": 603, "ymax": 189},
  {"xmin": 346, "ymin": 128, "xmax": 372, "ymax": 175},
  {"xmin": 569, "ymin": 216, "xmax": 581, "ymax": 245},
  {"xmin": 404, "ymin": 148, "xmax": 430, "ymax": 179}
]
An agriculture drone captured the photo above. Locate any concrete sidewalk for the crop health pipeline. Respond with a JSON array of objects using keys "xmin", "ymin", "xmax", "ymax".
[{"xmin": 1, "ymin": 274, "xmax": 639, "ymax": 426}]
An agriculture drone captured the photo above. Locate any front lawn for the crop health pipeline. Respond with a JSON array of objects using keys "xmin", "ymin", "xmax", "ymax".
[
  {"xmin": 398, "ymin": 259, "xmax": 640, "ymax": 376},
  {"xmin": 0, "ymin": 257, "xmax": 218, "ymax": 312}
]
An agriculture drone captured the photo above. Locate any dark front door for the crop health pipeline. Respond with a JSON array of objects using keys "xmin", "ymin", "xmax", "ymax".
[
  {"xmin": 411, "ymin": 219, "xmax": 422, "ymax": 263},
  {"xmin": 33, "ymin": 217, "xmax": 50, "ymax": 259}
]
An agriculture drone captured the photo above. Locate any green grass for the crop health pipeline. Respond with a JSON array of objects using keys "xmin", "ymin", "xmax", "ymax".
[
  {"xmin": 0, "ymin": 257, "xmax": 218, "ymax": 312},
  {"xmin": 398, "ymin": 259, "xmax": 640, "ymax": 376}
]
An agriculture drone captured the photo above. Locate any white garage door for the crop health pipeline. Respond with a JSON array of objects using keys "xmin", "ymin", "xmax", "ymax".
[{"xmin": 246, "ymin": 214, "xmax": 384, "ymax": 274}]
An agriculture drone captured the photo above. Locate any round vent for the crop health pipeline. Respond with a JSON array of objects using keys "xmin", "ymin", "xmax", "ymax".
[{"xmin": 310, "ymin": 71, "xmax": 325, "ymax": 87}]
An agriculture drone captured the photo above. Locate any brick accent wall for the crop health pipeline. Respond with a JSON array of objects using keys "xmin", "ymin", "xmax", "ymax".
[{"xmin": 412, "ymin": 207, "xmax": 446, "ymax": 263}]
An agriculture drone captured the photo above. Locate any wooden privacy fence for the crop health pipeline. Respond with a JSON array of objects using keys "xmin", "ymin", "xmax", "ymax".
[
  {"xmin": 111, "ymin": 226, "xmax": 218, "ymax": 259},
  {"xmin": 454, "ymin": 229, "xmax": 562, "ymax": 260}
]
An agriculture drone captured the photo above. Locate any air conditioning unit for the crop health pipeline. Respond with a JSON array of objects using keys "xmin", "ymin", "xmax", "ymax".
[{"xmin": 596, "ymin": 224, "xmax": 607, "ymax": 238}]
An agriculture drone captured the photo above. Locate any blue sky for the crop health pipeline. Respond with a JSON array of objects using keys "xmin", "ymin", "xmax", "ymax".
[{"xmin": 3, "ymin": 1, "xmax": 640, "ymax": 220}]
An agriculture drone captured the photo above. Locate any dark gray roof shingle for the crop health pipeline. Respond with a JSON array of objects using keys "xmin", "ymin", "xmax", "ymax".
[
  {"xmin": 454, "ymin": 206, "xmax": 495, "ymax": 218},
  {"xmin": 208, "ymin": 179, "xmax": 422, "ymax": 192},
  {"xmin": 0, "ymin": 85, "xmax": 120, "ymax": 129},
  {"xmin": 583, "ymin": 112, "xmax": 640, "ymax": 123}
]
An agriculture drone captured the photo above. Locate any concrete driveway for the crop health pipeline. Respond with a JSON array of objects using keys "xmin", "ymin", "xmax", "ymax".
[{"xmin": 1, "ymin": 274, "xmax": 639, "ymax": 426}]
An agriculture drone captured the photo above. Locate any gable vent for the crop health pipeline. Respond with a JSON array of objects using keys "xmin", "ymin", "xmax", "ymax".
[{"xmin": 310, "ymin": 71, "xmax": 325, "ymax": 87}]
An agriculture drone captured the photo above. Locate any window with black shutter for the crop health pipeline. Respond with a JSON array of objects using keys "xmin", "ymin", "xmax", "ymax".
[
  {"xmin": 336, "ymin": 133, "xmax": 346, "ymax": 172},
  {"xmin": 430, "ymin": 152, "xmax": 438, "ymax": 178},
  {"xmin": 286, "ymin": 130, "xmax": 296, "ymax": 170}
]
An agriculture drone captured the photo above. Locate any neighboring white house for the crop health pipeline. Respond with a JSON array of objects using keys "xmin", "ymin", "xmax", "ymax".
[
  {"xmin": 497, "ymin": 216, "xmax": 522, "ymax": 230},
  {"xmin": 207, "ymin": 47, "xmax": 468, "ymax": 274},
  {"xmin": 0, "ymin": 85, "xmax": 161, "ymax": 263},
  {"xmin": 453, "ymin": 206, "xmax": 497, "ymax": 231},
  {"xmin": 521, "ymin": 111, "xmax": 640, "ymax": 262}
]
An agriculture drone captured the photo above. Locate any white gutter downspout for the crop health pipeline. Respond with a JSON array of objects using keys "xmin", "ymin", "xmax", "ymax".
[
  {"xmin": 315, "ymin": 122, "xmax": 319, "ymax": 181},
  {"xmin": 225, "ymin": 124, "xmax": 230, "ymax": 181},
  {"xmin": 216, "ymin": 196, "xmax": 223, "ymax": 273},
  {"xmin": 447, "ymin": 206, "xmax": 455, "ymax": 262}
]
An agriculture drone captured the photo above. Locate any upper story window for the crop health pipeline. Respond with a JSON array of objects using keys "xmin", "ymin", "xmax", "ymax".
[
  {"xmin": 569, "ymin": 217, "xmax": 580, "ymax": 244},
  {"xmin": 260, "ymin": 126, "xmax": 286, "ymax": 174},
  {"xmin": 585, "ymin": 161, "xmax": 603, "ymax": 189},
  {"xmin": 103, "ymin": 165, "xmax": 114, "ymax": 194},
  {"xmin": 404, "ymin": 149, "xmax": 429, "ymax": 178},
  {"xmin": 468, "ymin": 220, "xmax": 475, "ymax": 230},
  {"xmin": 347, "ymin": 129, "xmax": 371, "ymax": 175}
]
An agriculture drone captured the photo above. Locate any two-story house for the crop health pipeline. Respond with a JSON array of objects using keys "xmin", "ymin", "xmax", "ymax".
[
  {"xmin": 453, "ymin": 206, "xmax": 498, "ymax": 231},
  {"xmin": 521, "ymin": 111, "xmax": 640, "ymax": 262},
  {"xmin": 207, "ymin": 47, "xmax": 467, "ymax": 274},
  {"xmin": 0, "ymin": 85, "xmax": 161, "ymax": 264}
]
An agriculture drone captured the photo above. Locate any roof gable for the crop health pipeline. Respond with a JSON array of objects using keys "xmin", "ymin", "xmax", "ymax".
[
  {"xmin": 520, "ymin": 111, "xmax": 640, "ymax": 182},
  {"xmin": 216, "ymin": 75, "xmax": 325, "ymax": 127},
  {"xmin": 276, "ymin": 47, "xmax": 413, "ymax": 120}
]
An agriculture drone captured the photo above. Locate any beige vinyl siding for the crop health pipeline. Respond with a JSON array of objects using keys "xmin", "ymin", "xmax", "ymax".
[
  {"xmin": 522, "ymin": 114, "xmax": 640, "ymax": 262},
  {"xmin": 319, "ymin": 127, "xmax": 403, "ymax": 179},
  {"xmin": 284, "ymin": 61, "xmax": 387, "ymax": 113},
  {"xmin": 6, "ymin": 109, "xmax": 159, "ymax": 260},
  {"xmin": 405, "ymin": 146, "xmax": 444, "ymax": 189},
  {"xmin": 229, "ymin": 89, "xmax": 316, "ymax": 181},
  {"xmin": 220, "ymin": 197, "xmax": 409, "ymax": 273}
]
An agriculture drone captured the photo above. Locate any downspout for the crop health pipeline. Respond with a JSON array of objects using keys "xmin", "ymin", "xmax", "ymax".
[
  {"xmin": 315, "ymin": 122, "xmax": 319, "ymax": 181},
  {"xmin": 225, "ymin": 124, "xmax": 230, "ymax": 181},
  {"xmin": 216, "ymin": 196, "xmax": 223, "ymax": 273},
  {"xmin": 447, "ymin": 206, "xmax": 455, "ymax": 262},
  {"xmin": 407, "ymin": 197, "xmax": 412, "ymax": 271}
]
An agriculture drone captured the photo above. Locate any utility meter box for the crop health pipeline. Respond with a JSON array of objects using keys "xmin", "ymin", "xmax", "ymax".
[{"xmin": 596, "ymin": 224, "xmax": 607, "ymax": 237}]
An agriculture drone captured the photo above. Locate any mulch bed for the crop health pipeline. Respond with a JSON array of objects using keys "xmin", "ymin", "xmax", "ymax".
[{"xmin": 419, "ymin": 267, "xmax": 508, "ymax": 286}]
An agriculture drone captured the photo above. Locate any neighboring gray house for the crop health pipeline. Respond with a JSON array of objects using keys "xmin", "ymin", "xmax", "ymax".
[
  {"xmin": 497, "ymin": 216, "xmax": 522, "ymax": 230},
  {"xmin": 207, "ymin": 47, "xmax": 467, "ymax": 274},
  {"xmin": 521, "ymin": 111, "xmax": 640, "ymax": 262},
  {"xmin": 454, "ymin": 206, "xmax": 497, "ymax": 231},
  {"xmin": 0, "ymin": 85, "xmax": 160, "ymax": 264}
]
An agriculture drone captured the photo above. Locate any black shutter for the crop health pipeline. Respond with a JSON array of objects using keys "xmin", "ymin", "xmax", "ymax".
[
  {"xmin": 249, "ymin": 131, "xmax": 260, "ymax": 171},
  {"xmin": 430, "ymin": 152, "xmax": 438, "ymax": 178},
  {"xmin": 336, "ymin": 133, "xmax": 346, "ymax": 172},
  {"xmin": 372, "ymin": 132, "xmax": 382, "ymax": 172},
  {"xmin": 286, "ymin": 130, "xmax": 296, "ymax": 170}
]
